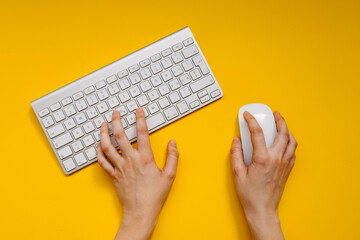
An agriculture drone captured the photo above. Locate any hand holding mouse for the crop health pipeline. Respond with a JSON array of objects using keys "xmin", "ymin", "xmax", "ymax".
[{"xmin": 231, "ymin": 111, "xmax": 297, "ymax": 240}]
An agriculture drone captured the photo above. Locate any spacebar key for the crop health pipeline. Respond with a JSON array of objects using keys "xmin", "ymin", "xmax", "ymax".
[
  {"xmin": 125, "ymin": 113, "xmax": 166, "ymax": 141},
  {"xmin": 146, "ymin": 112, "xmax": 166, "ymax": 131},
  {"xmin": 190, "ymin": 75, "xmax": 215, "ymax": 92}
]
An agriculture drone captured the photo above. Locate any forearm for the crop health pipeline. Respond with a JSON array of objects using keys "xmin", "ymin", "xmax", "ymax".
[{"xmin": 246, "ymin": 212, "xmax": 284, "ymax": 240}]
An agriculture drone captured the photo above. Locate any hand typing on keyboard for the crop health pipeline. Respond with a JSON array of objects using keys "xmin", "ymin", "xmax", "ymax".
[{"xmin": 96, "ymin": 108, "xmax": 179, "ymax": 240}]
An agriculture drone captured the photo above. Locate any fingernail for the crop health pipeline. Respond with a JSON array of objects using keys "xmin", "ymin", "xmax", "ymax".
[
  {"xmin": 233, "ymin": 137, "xmax": 239, "ymax": 143},
  {"xmin": 170, "ymin": 139, "xmax": 176, "ymax": 146}
]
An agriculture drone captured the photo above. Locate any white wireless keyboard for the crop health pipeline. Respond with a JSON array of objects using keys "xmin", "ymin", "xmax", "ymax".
[{"xmin": 31, "ymin": 27, "xmax": 223, "ymax": 175}]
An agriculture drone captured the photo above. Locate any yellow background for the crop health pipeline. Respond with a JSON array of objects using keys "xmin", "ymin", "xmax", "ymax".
[{"xmin": 1, "ymin": 0, "xmax": 359, "ymax": 239}]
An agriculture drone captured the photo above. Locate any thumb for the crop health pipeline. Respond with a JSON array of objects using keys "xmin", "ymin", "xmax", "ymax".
[
  {"xmin": 231, "ymin": 137, "xmax": 247, "ymax": 176},
  {"xmin": 163, "ymin": 139, "xmax": 179, "ymax": 179}
]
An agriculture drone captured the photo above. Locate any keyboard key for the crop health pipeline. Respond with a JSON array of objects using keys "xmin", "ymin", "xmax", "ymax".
[
  {"xmin": 148, "ymin": 89, "xmax": 160, "ymax": 101},
  {"xmin": 171, "ymin": 65, "xmax": 183, "ymax": 77},
  {"xmin": 183, "ymin": 37, "xmax": 194, "ymax": 47},
  {"xmin": 95, "ymin": 80, "xmax": 106, "ymax": 89},
  {"xmin": 197, "ymin": 90, "xmax": 208, "ymax": 98},
  {"xmin": 179, "ymin": 87, "xmax": 191, "ymax": 98},
  {"xmin": 210, "ymin": 90, "xmax": 221, "ymax": 98},
  {"xmin": 189, "ymin": 68, "xmax": 202, "ymax": 80},
  {"xmin": 74, "ymin": 152, "xmax": 87, "ymax": 166},
  {"xmin": 140, "ymin": 80, "xmax": 152, "ymax": 92},
  {"xmin": 115, "ymin": 106, "xmax": 127, "ymax": 117},
  {"xmin": 85, "ymin": 147, "xmax": 96, "ymax": 160},
  {"xmin": 83, "ymin": 135, "xmax": 95, "ymax": 147},
  {"xmin": 61, "ymin": 97, "xmax": 72, "ymax": 106},
  {"xmin": 140, "ymin": 67, "xmax": 152, "ymax": 80},
  {"xmin": 75, "ymin": 99, "xmax": 87, "ymax": 111},
  {"xmin": 129, "ymin": 64, "xmax": 139, "ymax": 73},
  {"xmin": 126, "ymin": 113, "xmax": 136, "ymax": 125},
  {"xmin": 192, "ymin": 55, "xmax": 209, "ymax": 75},
  {"xmin": 177, "ymin": 101, "xmax": 189, "ymax": 114},
  {"xmin": 64, "ymin": 105, "xmax": 76, "ymax": 117},
  {"xmin": 108, "ymin": 96, "xmax": 120, "ymax": 108},
  {"xmin": 97, "ymin": 89, "xmax": 109, "ymax": 101},
  {"xmin": 53, "ymin": 132, "xmax": 73, "ymax": 149},
  {"xmin": 86, "ymin": 108, "xmax": 98, "ymax": 119},
  {"xmin": 117, "ymin": 69, "xmax": 128, "ymax": 79},
  {"xmin": 159, "ymin": 97, "xmax": 170, "ymax": 109},
  {"xmin": 42, "ymin": 115, "xmax": 55, "ymax": 128},
  {"xmin": 86, "ymin": 94, "xmax": 98, "ymax": 106},
  {"xmin": 171, "ymin": 52, "xmax": 183, "ymax": 64},
  {"xmin": 73, "ymin": 91, "xmax": 84, "ymax": 101},
  {"xmin": 129, "ymin": 73, "xmax": 141, "ymax": 85},
  {"xmin": 146, "ymin": 112, "xmax": 166, "ymax": 130},
  {"xmin": 161, "ymin": 48, "xmax": 172, "ymax": 57},
  {"xmin": 63, "ymin": 158, "xmax": 76, "ymax": 172},
  {"xmin": 39, "ymin": 108, "xmax": 49, "ymax": 117},
  {"xmin": 140, "ymin": 58, "xmax": 151, "ymax": 68},
  {"xmin": 169, "ymin": 92, "xmax": 181, "ymax": 103},
  {"xmin": 108, "ymin": 84, "xmax": 120, "ymax": 95},
  {"xmin": 148, "ymin": 102, "xmax": 160, "ymax": 114},
  {"xmin": 172, "ymin": 43, "xmax": 183, "ymax": 52},
  {"xmin": 161, "ymin": 58, "xmax": 173, "ymax": 69},
  {"xmin": 137, "ymin": 95, "xmax": 149, "ymax": 106},
  {"xmin": 97, "ymin": 102, "xmax": 109, "ymax": 114},
  {"xmin": 150, "ymin": 63, "xmax": 162, "ymax": 74},
  {"xmin": 64, "ymin": 118, "xmax": 76, "ymax": 130},
  {"xmin": 126, "ymin": 100, "xmax": 138, "ymax": 112},
  {"xmin": 75, "ymin": 112, "xmax": 87, "ymax": 125},
  {"xmin": 158, "ymin": 84, "xmax": 170, "ymax": 96},
  {"xmin": 164, "ymin": 106, "xmax": 179, "ymax": 120},
  {"xmin": 182, "ymin": 45, "xmax": 199, "ymax": 58},
  {"xmin": 179, "ymin": 74, "xmax": 191, "ymax": 85},
  {"xmin": 119, "ymin": 78, "xmax": 131, "ymax": 90},
  {"xmin": 200, "ymin": 95, "xmax": 210, "ymax": 103},
  {"xmin": 169, "ymin": 79, "xmax": 181, "ymax": 90},
  {"xmin": 182, "ymin": 60, "xmax": 194, "ymax": 71},
  {"xmin": 161, "ymin": 71, "xmax": 173, "ymax": 82},
  {"xmin": 84, "ymin": 86, "xmax": 95, "ymax": 95},
  {"xmin": 190, "ymin": 75, "xmax": 215, "ymax": 93},
  {"xmin": 50, "ymin": 103, "xmax": 61, "ymax": 112},
  {"xmin": 150, "ymin": 76, "xmax": 162, "ymax": 87},
  {"xmin": 47, "ymin": 124, "xmax": 65, "ymax": 138},
  {"xmin": 94, "ymin": 130, "xmax": 101, "ymax": 141},
  {"xmin": 72, "ymin": 127, "xmax": 84, "ymax": 139},
  {"xmin": 129, "ymin": 86, "xmax": 141, "ymax": 98},
  {"xmin": 119, "ymin": 91, "xmax": 131, "ymax": 103},
  {"xmin": 83, "ymin": 122, "xmax": 95, "ymax": 133},
  {"xmin": 189, "ymin": 100, "xmax": 200, "ymax": 109},
  {"xmin": 53, "ymin": 110, "xmax": 66, "ymax": 122},
  {"xmin": 58, "ymin": 146, "xmax": 72, "ymax": 160},
  {"xmin": 151, "ymin": 53, "xmax": 162, "ymax": 62},
  {"xmin": 72, "ymin": 141, "xmax": 84, "ymax": 153}
]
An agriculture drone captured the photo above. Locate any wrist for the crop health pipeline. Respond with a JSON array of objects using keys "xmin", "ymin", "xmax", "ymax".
[
  {"xmin": 245, "ymin": 210, "xmax": 284, "ymax": 240},
  {"xmin": 116, "ymin": 213, "xmax": 158, "ymax": 240}
]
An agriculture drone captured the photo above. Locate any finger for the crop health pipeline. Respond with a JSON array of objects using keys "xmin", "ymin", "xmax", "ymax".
[
  {"xmin": 243, "ymin": 111, "xmax": 267, "ymax": 157},
  {"xmin": 112, "ymin": 110, "xmax": 133, "ymax": 157},
  {"xmin": 231, "ymin": 137, "xmax": 247, "ymax": 176},
  {"xmin": 271, "ymin": 111, "xmax": 290, "ymax": 154},
  {"xmin": 163, "ymin": 140, "xmax": 179, "ymax": 180},
  {"xmin": 96, "ymin": 142, "xmax": 115, "ymax": 176},
  {"xmin": 283, "ymin": 132, "xmax": 298, "ymax": 163},
  {"xmin": 100, "ymin": 122, "xmax": 122, "ymax": 167},
  {"xmin": 135, "ymin": 108, "xmax": 153, "ymax": 156}
]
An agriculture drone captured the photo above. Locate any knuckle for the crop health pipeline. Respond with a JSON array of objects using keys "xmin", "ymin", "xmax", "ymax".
[
  {"xmin": 101, "ymin": 143, "xmax": 111, "ymax": 152},
  {"xmin": 113, "ymin": 129, "xmax": 124, "ymax": 139},
  {"xmin": 252, "ymin": 126, "xmax": 263, "ymax": 135},
  {"xmin": 137, "ymin": 125, "xmax": 148, "ymax": 135},
  {"xmin": 166, "ymin": 171, "xmax": 176, "ymax": 181}
]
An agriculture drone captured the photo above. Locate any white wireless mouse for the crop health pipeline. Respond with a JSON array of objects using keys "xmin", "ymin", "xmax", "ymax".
[{"xmin": 238, "ymin": 104, "xmax": 277, "ymax": 165}]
